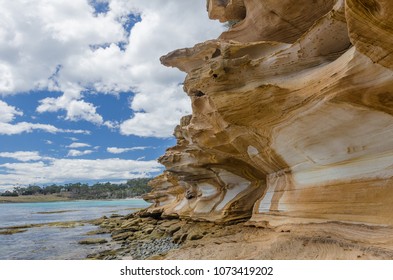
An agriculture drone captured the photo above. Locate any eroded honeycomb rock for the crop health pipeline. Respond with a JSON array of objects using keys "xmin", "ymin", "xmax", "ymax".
[{"xmin": 145, "ymin": 0, "xmax": 393, "ymax": 226}]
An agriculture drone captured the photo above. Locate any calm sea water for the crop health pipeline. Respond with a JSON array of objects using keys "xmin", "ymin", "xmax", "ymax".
[{"xmin": 0, "ymin": 199, "xmax": 150, "ymax": 260}]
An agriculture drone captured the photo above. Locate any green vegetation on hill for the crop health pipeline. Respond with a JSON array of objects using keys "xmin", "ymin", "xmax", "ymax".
[{"xmin": 0, "ymin": 178, "xmax": 152, "ymax": 200}]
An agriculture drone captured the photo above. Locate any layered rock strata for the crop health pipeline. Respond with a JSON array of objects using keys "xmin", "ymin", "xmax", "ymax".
[{"xmin": 145, "ymin": 0, "xmax": 393, "ymax": 227}]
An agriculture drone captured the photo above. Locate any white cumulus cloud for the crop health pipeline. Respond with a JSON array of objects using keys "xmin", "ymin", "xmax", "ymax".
[
  {"xmin": 0, "ymin": 100, "xmax": 23, "ymax": 123},
  {"xmin": 0, "ymin": 157, "xmax": 162, "ymax": 189},
  {"xmin": 0, "ymin": 121, "xmax": 90, "ymax": 135},
  {"xmin": 67, "ymin": 149, "xmax": 94, "ymax": 157},
  {"xmin": 0, "ymin": 100, "xmax": 90, "ymax": 135},
  {"xmin": 0, "ymin": 0, "xmax": 224, "ymax": 137},
  {"xmin": 67, "ymin": 142, "xmax": 91, "ymax": 148},
  {"xmin": 107, "ymin": 146, "xmax": 149, "ymax": 154},
  {"xmin": 0, "ymin": 151, "xmax": 45, "ymax": 162}
]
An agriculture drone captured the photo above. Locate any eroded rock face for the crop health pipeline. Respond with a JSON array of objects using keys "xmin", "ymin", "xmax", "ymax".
[{"xmin": 145, "ymin": 0, "xmax": 393, "ymax": 226}]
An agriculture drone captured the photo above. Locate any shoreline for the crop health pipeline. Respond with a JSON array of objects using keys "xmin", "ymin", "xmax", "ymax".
[
  {"xmin": 0, "ymin": 194, "xmax": 144, "ymax": 204},
  {"xmin": 83, "ymin": 211, "xmax": 393, "ymax": 260},
  {"xmin": 0, "ymin": 194, "xmax": 72, "ymax": 203},
  {"xmin": 0, "ymin": 199, "xmax": 149, "ymax": 260},
  {"xmin": 3, "ymin": 207, "xmax": 393, "ymax": 260}
]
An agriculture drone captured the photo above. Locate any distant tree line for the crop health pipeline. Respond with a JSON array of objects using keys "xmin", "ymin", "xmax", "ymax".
[{"xmin": 0, "ymin": 178, "xmax": 152, "ymax": 200}]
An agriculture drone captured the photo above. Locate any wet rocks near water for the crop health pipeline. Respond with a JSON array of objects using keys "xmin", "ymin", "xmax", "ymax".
[
  {"xmin": 109, "ymin": 214, "xmax": 123, "ymax": 218},
  {"xmin": 85, "ymin": 228, "xmax": 111, "ymax": 236},
  {"xmin": 85, "ymin": 212, "xmax": 223, "ymax": 260},
  {"xmin": 0, "ymin": 228, "xmax": 28, "ymax": 235},
  {"xmin": 0, "ymin": 220, "xmax": 88, "ymax": 235},
  {"xmin": 78, "ymin": 238, "xmax": 108, "ymax": 245}
]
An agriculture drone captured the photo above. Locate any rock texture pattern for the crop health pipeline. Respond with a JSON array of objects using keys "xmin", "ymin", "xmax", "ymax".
[{"xmin": 145, "ymin": 0, "xmax": 393, "ymax": 227}]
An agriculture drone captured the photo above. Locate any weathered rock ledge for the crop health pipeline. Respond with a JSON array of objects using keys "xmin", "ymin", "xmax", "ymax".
[
  {"xmin": 88, "ymin": 212, "xmax": 393, "ymax": 260},
  {"xmin": 144, "ymin": 0, "xmax": 393, "ymax": 230}
]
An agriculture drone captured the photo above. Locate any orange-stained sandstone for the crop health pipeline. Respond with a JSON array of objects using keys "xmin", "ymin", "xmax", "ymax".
[{"xmin": 144, "ymin": 0, "xmax": 393, "ymax": 227}]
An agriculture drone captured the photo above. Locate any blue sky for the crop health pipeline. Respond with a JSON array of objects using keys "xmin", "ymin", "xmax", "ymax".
[{"xmin": 0, "ymin": 0, "xmax": 223, "ymax": 191}]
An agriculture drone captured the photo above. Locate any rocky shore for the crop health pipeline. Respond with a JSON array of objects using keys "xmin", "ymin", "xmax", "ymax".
[
  {"xmin": 85, "ymin": 211, "xmax": 217, "ymax": 260},
  {"xmin": 81, "ymin": 211, "xmax": 393, "ymax": 260},
  {"xmin": 4, "ymin": 208, "xmax": 393, "ymax": 260}
]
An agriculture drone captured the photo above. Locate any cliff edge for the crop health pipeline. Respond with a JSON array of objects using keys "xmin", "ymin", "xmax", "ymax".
[{"xmin": 144, "ymin": 0, "xmax": 393, "ymax": 228}]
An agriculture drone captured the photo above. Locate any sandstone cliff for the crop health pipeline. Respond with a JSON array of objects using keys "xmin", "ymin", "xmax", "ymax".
[{"xmin": 144, "ymin": 0, "xmax": 393, "ymax": 227}]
